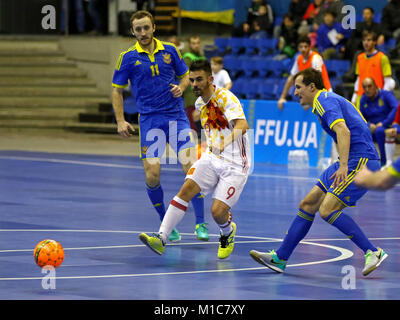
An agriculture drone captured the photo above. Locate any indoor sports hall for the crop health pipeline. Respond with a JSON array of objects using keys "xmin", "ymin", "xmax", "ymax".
[{"xmin": 0, "ymin": 0, "xmax": 399, "ymax": 301}]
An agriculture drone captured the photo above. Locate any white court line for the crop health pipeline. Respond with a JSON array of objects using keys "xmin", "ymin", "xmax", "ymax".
[
  {"xmin": 0, "ymin": 155, "xmax": 315, "ymax": 180},
  {"xmin": 0, "ymin": 228, "xmax": 355, "ymax": 281}
]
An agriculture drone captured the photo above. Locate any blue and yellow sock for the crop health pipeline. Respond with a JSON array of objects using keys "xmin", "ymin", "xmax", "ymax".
[
  {"xmin": 276, "ymin": 209, "xmax": 315, "ymax": 261},
  {"xmin": 145, "ymin": 183, "xmax": 166, "ymax": 221},
  {"xmin": 324, "ymin": 210, "xmax": 377, "ymax": 253},
  {"xmin": 191, "ymin": 193, "xmax": 205, "ymax": 225}
]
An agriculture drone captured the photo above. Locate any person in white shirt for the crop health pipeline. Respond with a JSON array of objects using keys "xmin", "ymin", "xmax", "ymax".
[
  {"xmin": 139, "ymin": 60, "xmax": 250, "ymax": 260},
  {"xmin": 210, "ymin": 56, "xmax": 232, "ymax": 90}
]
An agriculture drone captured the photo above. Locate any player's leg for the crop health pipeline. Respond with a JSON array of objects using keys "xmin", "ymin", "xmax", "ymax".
[
  {"xmin": 212, "ymin": 168, "xmax": 248, "ymax": 259},
  {"xmin": 140, "ymin": 157, "xmax": 217, "ymax": 255},
  {"xmin": 250, "ymin": 185, "xmax": 325, "ymax": 273},
  {"xmin": 139, "ymin": 178, "xmax": 201, "ymax": 255},
  {"xmin": 174, "ymin": 113, "xmax": 207, "ymax": 241},
  {"xmin": 321, "ymin": 158, "xmax": 388, "ymax": 276},
  {"xmin": 374, "ymin": 126, "xmax": 387, "ymax": 165},
  {"xmin": 384, "ymin": 124, "xmax": 400, "ymax": 167}
]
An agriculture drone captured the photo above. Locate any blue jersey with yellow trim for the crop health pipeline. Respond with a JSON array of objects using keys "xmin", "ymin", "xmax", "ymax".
[
  {"xmin": 312, "ymin": 90, "xmax": 379, "ymax": 160},
  {"xmin": 112, "ymin": 38, "xmax": 188, "ymax": 114}
]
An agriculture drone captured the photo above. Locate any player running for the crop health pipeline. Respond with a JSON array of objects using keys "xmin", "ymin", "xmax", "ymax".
[
  {"xmin": 250, "ymin": 68, "xmax": 388, "ymax": 276},
  {"xmin": 139, "ymin": 60, "xmax": 251, "ymax": 259},
  {"xmin": 111, "ymin": 10, "xmax": 208, "ymax": 242}
]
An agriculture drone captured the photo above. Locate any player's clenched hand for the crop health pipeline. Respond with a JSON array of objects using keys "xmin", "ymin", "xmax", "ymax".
[
  {"xmin": 117, "ymin": 121, "xmax": 135, "ymax": 138},
  {"xmin": 210, "ymin": 141, "xmax": 225, "ymax": 155},
  {"xmin": 330, "ymin": 165, "xmax": 348, "ymax": 188},
  {"xmin": 170, "ymin": 83, "xmax": 183, "ymax": 98}
]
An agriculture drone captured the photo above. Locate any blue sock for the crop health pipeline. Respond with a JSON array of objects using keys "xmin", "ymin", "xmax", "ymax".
[
  {"xmin": 324, "ymin": 210, "xmax": 377, "ymax": 253},
  {"xmin": 145, "ymin": 184, "xmax": 166, "ymax": 221},
  {"xmin": 276, "ymin": 209, "xmax": 315, "ymax": 261},
  {"xmin": 191, "ymin": 193, "xmax": 205, "ymax": 225}
]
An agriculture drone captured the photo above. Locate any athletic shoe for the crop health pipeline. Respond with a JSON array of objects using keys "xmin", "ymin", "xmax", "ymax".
[
  {"xmin": 217, "ymin": 222, "xmax": 236, "ymax": 259},
  {"xmin": 168, "ymin": 228, "xmax": 181, "ymax": 242},
  {"xmin": 195, "ymin": 223, "xmax": 209, "ymax": 241},
  {"xmin": 139, "ymin": 233, "xmax": 165, "ymax": 255},
  {"xmin": 362, "ymin": 247, "xmax": 388, "ymax": 276},
  {"xmin": 249, "ymin": 249, "xmax": 287, "ymax": 273}
]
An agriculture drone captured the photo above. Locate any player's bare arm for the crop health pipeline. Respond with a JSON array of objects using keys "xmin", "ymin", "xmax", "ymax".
[
  {"xmin": 355, "ymin": 165, "xmax": 398, "ymax": 190},
  {"xmin": 277, "ymin": 75, "xmax": 294, "ymax": 110},
  {"xmin": 112, "ymin": 87, "xmax": 135, "ymax": 138},
  {"xmin": 330, "ymin": 121, "xmax": 350, "ymax": 188},
  {"xmin": 211, "ymin": 119, "xmax": 249, "ymax": 154},
  {"xmin": 170, "ymin": 73, "xmax": 190, "ymax": 98}
]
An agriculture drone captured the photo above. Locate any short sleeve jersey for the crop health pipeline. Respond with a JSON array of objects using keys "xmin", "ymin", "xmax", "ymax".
[
  {"xmin": 312, "ymin": 90, "xmax": 379, "ymax": 160},
  {"xmin": 112, "ymin": 38, "xmax": 189, "ymax": 114},
  {"xmin": 195, "ymin": 87, "xmax": 250, "ymax": 170}
]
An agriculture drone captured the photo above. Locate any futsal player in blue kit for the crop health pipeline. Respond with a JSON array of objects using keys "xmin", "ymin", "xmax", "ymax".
[
  {"xmin": 111, "ymin": 10, "xmax": 208, "ymax": 242},
  {"xmin": 250, "ymin": 68, "xmax": 388, "ymax": 276}
]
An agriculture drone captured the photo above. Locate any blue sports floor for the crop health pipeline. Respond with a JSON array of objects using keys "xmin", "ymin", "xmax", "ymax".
[{"xmin": 0, "ymin": 150, "xmax": 399, "ymax": 300}]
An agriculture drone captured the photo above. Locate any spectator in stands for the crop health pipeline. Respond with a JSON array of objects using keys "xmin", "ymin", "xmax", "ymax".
[
  {"xmin": 210, "ymin": 57, "xmax": 232, "ymax": 90},
  {"xmin": 316, "ymin": 10, "xmax": 350, "ymax": 60},
  {"xmin": 278, "ymin": 36, "xmax": 332, "ymax": 110},
  {"xmin": 313, "ymin": 0, "xmax": 345, "ymax": 28},
  {"xmin": 287, "ymin": 0, "xmax": 310, "ymax": 26},
  {"xmin": 168, "ymin": 35, "xmax": 185, "ymax": 51},
  {"xmin": 360, "ymin": 77, "xmax": 399, "ymax": 166},
  {"xmin": 60, "ymin": 0, "xmax": 85, "ymax": 34},
  {"xmin": 182, "ymin": 36, "xmax": 207, "ymax": 137},
  {"xmin": 352, "ymin": 31, "xmax": 395, "ymax": 108},
  {"xmin": 231, "ymin": 22, "xmax": 252, "ymax": 38},
  {"xmin": 249, "ymin": 4, "xmax": 274, "ymax": 38},
  {"xmin": 381, "ymin": 0, "xmax": 400, "ymax": 40},
  {"xmin": 276, "ymin": 13, "xmax": 299, "ymax": 59},
  {"xmin": 303, "ymin": 0, "xmax": 324, "ymax": 26},
  {"xmin": 247, "ymin": 1, "xmax": 274, "ymax": 36},
  {"xmin": 342, "ymin": 7, "xmax": 387, "ymax": 82}
]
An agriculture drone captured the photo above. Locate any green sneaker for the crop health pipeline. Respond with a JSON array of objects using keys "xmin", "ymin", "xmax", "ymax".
[
  {"xmin": 249, "ymin": 249, "xmax": 287, "ymax": 273},
  {"xmin": 139, "ymin": 233, "xmax": 165, "ymax": 255},
  {"xmin": 362, "ymin": 247, "xmax": 388, "ymax": 276},
  {"xmin": 168, "ymin": 228, "xmax": 181, "ymax": 242},
  {"xmin": 195, "ymin": 223, "xmax": 209, "ymax": 241},
  {"xmin": 217, "ymin": 222, "xmax": 236, "ymax": 259}
]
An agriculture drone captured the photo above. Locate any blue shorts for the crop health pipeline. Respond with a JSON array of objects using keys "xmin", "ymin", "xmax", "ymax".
[
  {"xmin": 316, "ymin": 157, "xmax": 381, "ymax": 207},
  {"xmin": 139, "ymin": 109, "xmax": 195, "ymax": 159}
]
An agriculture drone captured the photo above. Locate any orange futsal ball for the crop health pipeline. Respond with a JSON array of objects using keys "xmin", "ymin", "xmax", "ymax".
[{"xmin": 33, "ymin": 239, "xmax": 64, "ymax": 268}]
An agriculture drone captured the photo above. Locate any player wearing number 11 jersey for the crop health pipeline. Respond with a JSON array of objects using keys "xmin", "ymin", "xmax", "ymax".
[{"xmin": 140, "ymin": 60, "xmax": 250, "ymax": 259}]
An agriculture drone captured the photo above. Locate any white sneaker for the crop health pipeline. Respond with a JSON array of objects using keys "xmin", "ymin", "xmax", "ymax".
[{"xmin": 362, "ymin": 248, "xmax": 388, "ymax": 276}]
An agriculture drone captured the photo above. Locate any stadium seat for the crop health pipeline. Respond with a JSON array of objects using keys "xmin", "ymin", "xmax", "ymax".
[
  {"xmin": 223, "ymin": 55, "xmax": 244, "ymax": 78},
  {"xmin": 228, "ymin": 37, "xmax": 245, "ymax": 55},
  {"xmin": 242, "ymin": 79, "xmax": 260, "ymax": 99},
  {"xmin": 242, "ymin": 38, "xmax": 258, "ymax": 56},
  {"xmin": 256, "ymin": 38, "xmax": 278, "ymax": 56},
  {"xmin": 230, "ymin": 78, "xmax": 247, "ymax": 98},
  {"xmin": 214, "ymin": 37, "xmax": 229, "ymax": 55},
  {"xmin": 241, "ymin": 56, "xmax": 263, "ymax": 77}
]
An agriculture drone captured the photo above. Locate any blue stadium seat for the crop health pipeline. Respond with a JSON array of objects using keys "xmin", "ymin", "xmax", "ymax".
[
  {"xmin": 214, "ymin": 37, "xmax": 229, "ymax": 55},
  {"xmin": 223, "ymin": 55, "xmax": 244, "ymax": 78},
  {"xmin": 230, "ymin": 78, "xmax": 246, "ymax": 98},
  {"xmin": 241, "ymin": 56, "xmax": 263, "ymax": 77},
  {"xmin": 256, "ymin": 38, "xmax": 278, "ymax": 56},
  {"xmin": 242, "ymin": 79, "xmax": 260, "ymax": 99},
  {"xmin": 228, "ymin": 37, "xmax": 245, "ymax": 55},
  {"xmin": 242, "ymin": 38, "xmax": 258, "ymax": 56},
  {"xmin": 324, "ymin": 59, "xmax": 350, "ymax": 78}
]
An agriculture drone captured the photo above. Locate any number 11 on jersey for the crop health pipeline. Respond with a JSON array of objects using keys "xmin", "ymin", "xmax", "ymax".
[{"xmin": 150, "ymin": 64, "xmax": 159, "ymax": 76}]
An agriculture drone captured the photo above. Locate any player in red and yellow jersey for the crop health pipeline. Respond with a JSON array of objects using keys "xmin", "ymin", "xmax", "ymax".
[{"xmin": 278, "ymin": 36, "xmax": 332, "ymax": 111}]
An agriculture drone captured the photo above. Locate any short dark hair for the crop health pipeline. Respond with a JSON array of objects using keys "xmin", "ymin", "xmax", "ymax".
[
  {"xmin": 363, "ymin": 7, "xmax": 374, "ymax": 14},
  {"xmin": 362, "ymin": 30, "xmax": 377, "ymax": 41},
  {"xmin": 294, "ymin": 68, "xmax": 325, "ymax": 90},
  {"xmin": 297, "ymin": 35, "xmax": 311, "ymax": 46},
  {"xmin": 130, "ymin": 10, "xmax": 155, "ymax": 26},
  {"xmin": 189, "ymin": 60, "xmax": 212, "ymax": 75}
]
